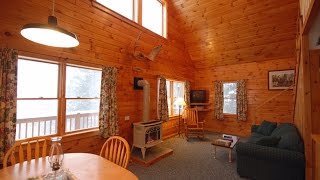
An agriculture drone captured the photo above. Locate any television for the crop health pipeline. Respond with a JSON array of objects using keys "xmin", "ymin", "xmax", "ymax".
[{"xmin": 190, "ymin": 90, "xmax": 206, "ymax": 103}]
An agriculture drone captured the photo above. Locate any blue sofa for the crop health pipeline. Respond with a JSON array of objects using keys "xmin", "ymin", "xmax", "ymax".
[{"xmin": 236, "ymin": 121, "xmax": 305, "ymax": 180}]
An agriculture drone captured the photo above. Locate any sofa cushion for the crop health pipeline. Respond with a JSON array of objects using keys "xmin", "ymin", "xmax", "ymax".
[
  {"xmin": 256, "ymin": 120, "xmax": 277, "ymax": 136},
  {"xmin": 247, "ymin": 132, "xmax": 265, "ymax": 144},
  {"xmin": 271, "ymin": 123, "xmax": 304, "ymax": 153},
  {"xmin": 256, "ymin": 136, "xmax": 281, "ymax": 147},
  {"xmin": 271, "ymin": 123, "xmax": 296, "ymax": 137}
]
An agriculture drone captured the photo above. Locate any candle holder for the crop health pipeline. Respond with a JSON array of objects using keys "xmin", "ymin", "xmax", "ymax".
[{"xmin": 44, "ymin": 136, "xmax": 66, "ymax": 180}]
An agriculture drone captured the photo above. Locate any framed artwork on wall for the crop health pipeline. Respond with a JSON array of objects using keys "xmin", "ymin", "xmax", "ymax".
[{"xmin": 268, "ymin": 70, "xmax": 295, "ymax": 90}]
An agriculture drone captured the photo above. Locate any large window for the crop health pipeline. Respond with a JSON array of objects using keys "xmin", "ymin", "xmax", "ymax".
[
  {"xmin": 142, "ymin": 0, "xmax": 163, "ymax": 36},
  {"xmin": 17, "ymin": 60, "xmax": 59, "ymax": 140},
  {"xmin": 95, "ymin": 0, "xmax": 167, "ymax": 37},
  {"xmin": 223, "ymin": 82, "xmax": 237, "ymax": 114},
  {"xmin": 96, "ymin": 0, "xmax": 133, "ymax": 20},
  {"xmin": 16, "ymin": 58, "xmax": 102, "ymax": 140},
  {"xmin": 166, "ymin": 80, "xmax": 185, "ymax": 116},
  {"xmin": 65, "ymin": 66, "xmax": 101, "ymax": 132}
]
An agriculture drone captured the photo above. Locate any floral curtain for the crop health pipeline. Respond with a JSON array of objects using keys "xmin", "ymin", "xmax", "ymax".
[
  {"xmin": 157, "ymin": 76, "xmax": 169, "ymax": 121},
  {"xmin": 0, "ymin": 48, "xmax": 18, "ymax": 162},
  {"xmin": 99, "ymin": 67, "xmax": 119, "ymax": 138},
  {"xmin": 184, "ymin": 81, "xmax": 191, "ymax": 107},
  {"xmin": 214, "ymin": 81, "xmax": 224, "ymax": 120},
  {"xmin": 236, "ymin": 80, "xmax": 248, "ymax": 121}
]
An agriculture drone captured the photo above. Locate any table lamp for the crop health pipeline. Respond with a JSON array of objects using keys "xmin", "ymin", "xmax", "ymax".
[{"xmin": 174, "ymin": 97, "xmax": 186, "ymax": 136}]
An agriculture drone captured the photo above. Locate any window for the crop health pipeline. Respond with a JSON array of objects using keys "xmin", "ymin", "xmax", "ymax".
[
  {"xmin": 223, "ymin": 83, "xmax": 237, "ymax": 114},
  {"xmin": 96, "ymin": 0, "xmax": 133, "ymax": 20},
  {"xmin": 142, "ymin": 0, "xmax": 163, "ymax": 36},
  {"xmin": 17, "ymin": 60, "xmax": 59, "ymax": 140},
  {"xmin": 95, "ymin": 0, "xmax": 167, "ymax": 37},
  {"xmin": 166, "ymin": 80, "xmax": 185, "ymax": 116},
  {"xmin": 65, "ymin": 66, "xmax": 101, "ymax": 132},
  {"xmin": 16, "ymin": 58, "xmax": 102, "ymax": 140}
]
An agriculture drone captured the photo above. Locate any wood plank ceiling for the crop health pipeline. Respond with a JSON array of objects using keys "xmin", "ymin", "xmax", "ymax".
[{"xmin": 171, "ymin": 0, "xmax": 299, "ymax": 69}]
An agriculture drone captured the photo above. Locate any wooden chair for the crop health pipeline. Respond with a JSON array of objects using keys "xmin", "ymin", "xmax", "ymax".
[
  {"xmin": 100, "ymin": 136, "xmax": 130, "ymax": 169},
  {"xmin": 3, "ymin": 137, "xmax": 51, "ymax": 168},
  {"xmin": 183, "ymin": 108, "xmax": 205, "ymax": 140}
]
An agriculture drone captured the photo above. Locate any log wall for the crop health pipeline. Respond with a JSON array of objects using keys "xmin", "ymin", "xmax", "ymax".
[
  {"xmin": 0, "ymin": 0, "xmax": 194, "ymax": 154},
  {"xmin": 171, "ymin": 0, "xmax": 298, "ymax": 68},
  {"xmin": 193, "ymin": 58, "xmax": 296, "ymax": 136}
]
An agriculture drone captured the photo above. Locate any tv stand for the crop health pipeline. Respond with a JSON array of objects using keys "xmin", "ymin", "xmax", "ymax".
[{"xmin": 190, "ymin": 103, "xmax": 212, "ymax": 111}]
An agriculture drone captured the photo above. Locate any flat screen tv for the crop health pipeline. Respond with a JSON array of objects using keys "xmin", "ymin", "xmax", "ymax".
[{"xmin": 190, "ymin": 90, "xmax": 206, "ymax": 103}]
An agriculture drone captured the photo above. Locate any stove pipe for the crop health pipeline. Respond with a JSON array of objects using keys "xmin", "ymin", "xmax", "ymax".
[{"xmin": 137, "ymin": 80, "xmax": 150, "ymax": 122}]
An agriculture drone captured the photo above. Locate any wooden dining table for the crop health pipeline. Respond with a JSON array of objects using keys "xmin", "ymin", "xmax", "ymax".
[{"xmin": 0, "ymin": 153, "xmax": 138, "ymax": 180}]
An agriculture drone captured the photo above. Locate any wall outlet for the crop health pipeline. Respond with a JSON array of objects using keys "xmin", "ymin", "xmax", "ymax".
[{"xmin": 125, "ymin": 116, "xmax": 130, "ymax": 121}]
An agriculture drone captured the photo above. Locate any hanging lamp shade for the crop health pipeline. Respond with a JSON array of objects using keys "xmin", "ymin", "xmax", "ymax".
[{"xmin": 21, "ymin": 16, "xmax": 79, "ymax": 48}]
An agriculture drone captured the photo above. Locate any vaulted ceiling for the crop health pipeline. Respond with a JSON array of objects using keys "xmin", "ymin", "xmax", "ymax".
[{"xmin": 171, "ymin": 0, "xmax": 299, "ymax": 69}]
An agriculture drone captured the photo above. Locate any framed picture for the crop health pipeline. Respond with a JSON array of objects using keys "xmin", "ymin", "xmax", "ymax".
[{"xmin": 268, "ymin": 70, "xmax": 295, "ymax": 90}]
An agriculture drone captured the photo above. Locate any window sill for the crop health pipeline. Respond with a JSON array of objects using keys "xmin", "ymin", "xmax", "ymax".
[
  {"xmin": 16, "ymin": 129, "xmax": 100, "ymax": 143},
  {"xmin": 62, "ymin": 128, "xmax": 100, "ymax": 142},
  {"xmin": 169, "ymin": 115, "xmax": 180, "ymax": 119},
  {"xmin": 92, "ymin": 1, "xmax": 167, "ymax": 40},
  {"xmin": 223, "ymin": 114, "xmax": 237, "ymax": 117}
]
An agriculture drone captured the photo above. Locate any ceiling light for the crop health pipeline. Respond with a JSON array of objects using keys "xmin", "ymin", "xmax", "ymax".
[{"xmin": 20, "ymin": 0, "xmax": 79, "ymax": 48}]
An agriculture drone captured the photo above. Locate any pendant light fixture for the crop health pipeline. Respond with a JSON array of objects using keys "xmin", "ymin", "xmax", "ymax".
[{"xmin": 20, "ymin": 0, "xmax": 79, "ymax": 48}]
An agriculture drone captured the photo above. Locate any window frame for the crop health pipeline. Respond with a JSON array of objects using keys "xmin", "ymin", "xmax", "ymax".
[
  {"xmin": 16, "ymin": 58, "xmax": 60, "ymax": 139},
  {"xmin": 64, "ymin": 65, "xmax": 102, "ymax": 133},
  {"xmin": 93, "ymin": 0, "xmax": 167, "ymax": 38},
  {"xmin": 16, "ymin": 56, "xmax": 102, "ymax": 140},
  {"xmin": 166, "ymin": 79, "xmax": 185, "ymax": 117},
  {"xmin": 222, "ymin": 82, "xmax": 237, "ymax": 115}
]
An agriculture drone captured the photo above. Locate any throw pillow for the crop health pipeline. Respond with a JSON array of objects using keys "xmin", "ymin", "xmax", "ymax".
[
  {"xmin": 256, "ymin": 120, "xmax": 277, "ymax": 136},
  {"xmin": 277, "ymin": 132, "xmax": 304, "ymax": 153},
  {"xmin": 256, "ymin": 136, "xmax": 281, "ymax": 147},
  {"xmin": 247, "ymin": 132, "xmax": 265, "ymax": 144}
]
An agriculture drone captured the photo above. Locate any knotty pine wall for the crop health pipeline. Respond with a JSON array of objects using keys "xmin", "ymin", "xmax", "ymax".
[
  {"xmin": 0, "ymin": 0, "xmax": 194, "ymax": 154},
  {"xmin": 193, "ymin": 58, "xmax": 296, "ymax": 136},
  {"xmin": 172, "ymin": 0, "xmax": 298, "ymax": 68}
]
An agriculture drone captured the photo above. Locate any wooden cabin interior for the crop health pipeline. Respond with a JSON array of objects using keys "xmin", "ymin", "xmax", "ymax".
[{"xmin": 0, "ymin": 0, "xmax": 320, "ymax": 179}]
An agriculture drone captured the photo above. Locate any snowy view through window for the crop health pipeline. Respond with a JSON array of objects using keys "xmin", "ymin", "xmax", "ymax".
[
  {"xmin": 166, "ymin": 80, "xmax": 185, "ymax": 116},
  {"xmin": 142, "ymin": 0, "xmax": 163, "ymax": 36},
  {"xmin": 223, "ymin": 83, "xmax": 237, "ymax": 114},
  {"xmin": 16, "ymin": 59, "xmax": 101, "ymax": 140},
  {"xmin": 96, "ymin": 0, "xmax": 133, "ymax": 20},
  {"xmin": 65, "ymin": 66, "xmax": 101, "ymax": 132}
]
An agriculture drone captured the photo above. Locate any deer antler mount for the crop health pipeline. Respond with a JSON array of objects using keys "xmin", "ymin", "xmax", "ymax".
[{"xmin": 133, "ymin": 32, "xmax": 162, "ymax": 61}]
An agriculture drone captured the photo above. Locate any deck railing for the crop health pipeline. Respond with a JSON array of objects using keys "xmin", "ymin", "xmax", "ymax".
[{"xmin": 16, "ymin": 112, "xmax": 99, "ymax": 140}]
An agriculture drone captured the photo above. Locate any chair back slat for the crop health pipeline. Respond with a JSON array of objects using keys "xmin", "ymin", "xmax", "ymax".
[
  {"xmin": 3, "ymin": 137, "xmax": 50, "ymax": 168},
  {"xmin": 110, "ymin": 139, "xmax": 115, "ymax": 161},
  {"xmin": 18, "ymin": 145, "xmax": 24, "ymax": 163},
  {"xmin": 117, "ymin": 142, "xmax": 124, "ymax": 165},
  {"xmin": 10, "ymin": 152, "xmax": 16, "ymax": 166},
  {"xmin": 35, "ymin": 141, "xmax": 40, "ymax": 159},
  {"xmin": 27, "ymin": 142, "xmax": 32, "ymax": 161},
  {"xmin": 100, "ymin": 136, "xmax": 130, "ymax": 169},
  {"xmin": 42, "ymin": 140, "xmax": 47, "ymax": 158}
]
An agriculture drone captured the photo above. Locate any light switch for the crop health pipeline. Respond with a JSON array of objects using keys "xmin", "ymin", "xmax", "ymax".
[{"xmin": 125, "ymin": 116, "xmax": 130, "ymax": 121}]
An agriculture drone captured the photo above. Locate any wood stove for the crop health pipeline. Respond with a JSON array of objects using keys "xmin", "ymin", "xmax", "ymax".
[{"xmin": 133, "ymin": 120, "xmax": 162, "ymax": 159}]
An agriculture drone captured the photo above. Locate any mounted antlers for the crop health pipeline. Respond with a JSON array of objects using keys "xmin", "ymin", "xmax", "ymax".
[{"xmin": 133, "ymin": 32, "xmax": 162, "ymax": 61}]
